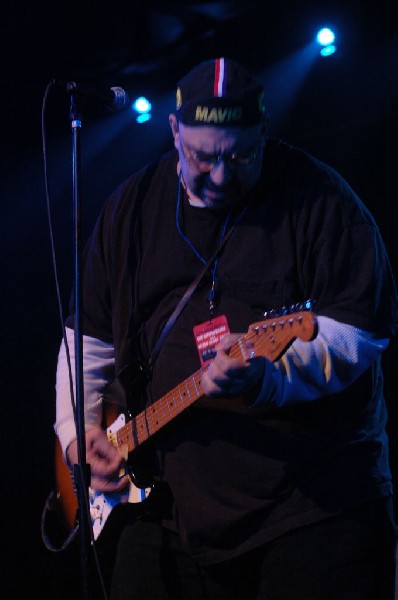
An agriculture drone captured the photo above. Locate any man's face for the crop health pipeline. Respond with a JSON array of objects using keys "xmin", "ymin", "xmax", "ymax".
[{"xmin": 170, "ymin": 116, "xmax": 264, "ymax": 210}]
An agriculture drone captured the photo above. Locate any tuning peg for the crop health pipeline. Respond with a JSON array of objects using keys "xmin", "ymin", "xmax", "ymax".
[{"xmin": 264, "ymin": 299, "xmax": 316, "ymax": 319}]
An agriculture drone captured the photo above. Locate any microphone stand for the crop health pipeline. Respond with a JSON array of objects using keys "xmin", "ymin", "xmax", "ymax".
[{"xmin": 69, "ymin": 92, "xmax": 93, "ymax": 600}]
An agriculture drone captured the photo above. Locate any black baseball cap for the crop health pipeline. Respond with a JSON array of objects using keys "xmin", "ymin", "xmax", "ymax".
[{"xmin": 175, "ymin": 57, "xmax": 266, "ymax": 127}]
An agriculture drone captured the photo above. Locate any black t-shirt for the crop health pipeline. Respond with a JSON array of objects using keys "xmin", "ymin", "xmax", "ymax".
[{"xmin": 67, "ymin": 140, "xmax": 398, "ymax": 564}]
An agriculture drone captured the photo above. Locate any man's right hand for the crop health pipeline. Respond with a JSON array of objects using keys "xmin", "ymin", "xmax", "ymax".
[{"xmin": 66, "ymin": 426, "xmax": 129, "ymax": 492}]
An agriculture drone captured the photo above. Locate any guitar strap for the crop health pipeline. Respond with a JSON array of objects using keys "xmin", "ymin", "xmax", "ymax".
[
  {"xmin": 104, "ymin": 203, "xmax": 247, "ymax": 416},
  {"xmin": 148, "ymin": 204, "xmax": 247, "ymax": 369}
]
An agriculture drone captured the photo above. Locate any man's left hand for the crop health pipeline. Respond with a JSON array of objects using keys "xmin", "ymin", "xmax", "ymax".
[{"xmin": 201, "ymin": 333, "xmax": 265, "ymax": 397}]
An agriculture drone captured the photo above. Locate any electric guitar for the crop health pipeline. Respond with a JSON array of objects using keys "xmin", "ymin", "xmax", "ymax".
[{"xmin": 55, "ymin": 310, "xmax": 318, "ymax": 542}]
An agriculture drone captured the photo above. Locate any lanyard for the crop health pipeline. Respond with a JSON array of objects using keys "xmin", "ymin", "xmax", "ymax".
[
  {"xmin": 176, "ymin": 178, "xmax": 232, "ymax": 315},
  {"xmin": 148, "ymin": 179, "xmax": 247, "ymax": 369}
]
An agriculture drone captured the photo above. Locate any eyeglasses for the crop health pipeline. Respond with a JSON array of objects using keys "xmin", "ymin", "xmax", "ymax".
[{"xmin": 179, "ymin": 137, "xmax": 263, "ymax": 172}]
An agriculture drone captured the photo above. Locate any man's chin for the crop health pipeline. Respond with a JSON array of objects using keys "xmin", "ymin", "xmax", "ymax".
[{"xmin": 202, "ymin": 189, "xmax": 237, "ymax": 210}]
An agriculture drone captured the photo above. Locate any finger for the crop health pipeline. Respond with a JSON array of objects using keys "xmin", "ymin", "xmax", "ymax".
[
  {"xmin": 90, "ymin": 472, "xmax": 130, "ymax": 493},
  {"xmin": 202, "ymin": 357, "xmax": 265, "ymax": 397},
  {"xmin": 202, "ymin": 363, "xmax": 244, "ymax": 396},
  {"xmin": 208, "ymin": 352, "xmax": 249, "ymax": 379},
  {"xmin": 88, "ymin": 432, "xmax": 119, "ymax": 459},
  {"xmin": 88, "ymin": 434, "xmax": 125, "ymax": 468},
  {"xmin": 89, "ymin": 457, "xmax": 122, "ymax": 481},
  {"xmin": 215, "ymin": 333, "xmax": 243, "ymax": 352}
]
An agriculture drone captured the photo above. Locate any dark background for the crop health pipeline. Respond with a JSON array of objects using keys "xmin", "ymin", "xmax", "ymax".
[{"xmin": 2, "ymin": 1, "xmax": 397, "ymax": 598}]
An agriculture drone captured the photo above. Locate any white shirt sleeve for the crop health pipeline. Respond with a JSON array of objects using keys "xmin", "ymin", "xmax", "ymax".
[
  {"xmin": 54, "ymin": 326, "xmax": 115, "ymax": 455},
  {"xmin": 253, "ymin": 315, "xmax": 389, "ymax": 407},
  {"xmin": 55, "ymin": 318, "xmax": 390, "ymax": 448}
]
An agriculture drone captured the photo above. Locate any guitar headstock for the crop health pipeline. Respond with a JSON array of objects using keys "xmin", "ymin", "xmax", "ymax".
[
  {"xmin": 244, "ymin": 309, "xmax": 318, "ymax": 362},
  {"xmin": 249, "ymin": 311, "xmax": 317, "ymax": 340}
]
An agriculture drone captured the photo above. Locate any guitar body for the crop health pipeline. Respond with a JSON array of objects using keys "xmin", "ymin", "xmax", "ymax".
[
  {"xmin": 54, "ymin": 309, "xmax": 318, "ymax": 543},
  {"xmin": 55, "ymin": 439, "xmax": 79, "ymax": 533},
  {"xmin": 55, "ymin": 413, "xmax": 152, "ymax": 540}
]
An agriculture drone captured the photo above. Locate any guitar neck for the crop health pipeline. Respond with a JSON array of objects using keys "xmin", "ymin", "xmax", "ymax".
[
  {"xmin": 111, "ymin": 367, "xmax": 206, "ymax": 453},
  {"xmin": 108, "ymin": 310, "xmax": 317, "ymax": 454}
]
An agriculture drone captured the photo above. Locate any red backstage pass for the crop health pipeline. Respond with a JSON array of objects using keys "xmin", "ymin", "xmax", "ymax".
[{"xmin": 193, "ymin": 315, "xmax": 230, "ymax": 367}]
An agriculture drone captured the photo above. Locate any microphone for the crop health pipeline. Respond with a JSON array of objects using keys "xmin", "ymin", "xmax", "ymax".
[{"xmin": 56, "ymin": 80, "xmax": 130, "ymax": 112}]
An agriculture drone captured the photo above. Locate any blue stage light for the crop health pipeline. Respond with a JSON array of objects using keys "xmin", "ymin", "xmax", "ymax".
[
  {"xmin": 316, "ymin": 28, "xmax": 337, "ymax": 57},
  {"xmin": 132, "ymin": 96, "xmax": 152, "ymax": 123},
  {"xmin": 136, "ymin": 113, "xmax": 152, "ymax": 124},
  {"xmin": 133, "ymin": 96, "xmax": 152, "ymax": 114},
  {"xmin": 316, "ymin": 28, "xmax": 335, "ymax": 46},
  {"xmin": 320, "ymin": 44, "xmax": 336, "ymax": 57}
]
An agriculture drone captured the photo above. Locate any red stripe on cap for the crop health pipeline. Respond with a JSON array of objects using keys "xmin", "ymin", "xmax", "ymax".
[
  {"xmin": 214, "ymin": 59, "xmax": 221, "ymax": 96},
  {"xmin": 214, "ymin": 58, "xmax": 225, "ymax": 97}
]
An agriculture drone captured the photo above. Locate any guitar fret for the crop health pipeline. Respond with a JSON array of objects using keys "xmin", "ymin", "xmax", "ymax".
[
  {"xmin": 168, "ymin": 391, "xmax": 176, "ymax": 412},
  {"xmin": 184, "ymin": 379, "xmax": 192, "ymax": 405},
  {"xmin": 192, "ymin": 372, "xmax": 202, "ymax": 397},
  {"xmin": 136, "ymin": 412, "xmax": 150, "ymax": 442},
  {"xmin": 182, "ymin": 382, "xmax": 194, "ymax": 408},
  {"xmin": 166, "ymin": 390, "xmax": 177, "ymax": 412},
  {"xmin": 190, "ymin": 378, "xmax": 198, "ymax": 400},
  {"xmin": 164, "ymin": 394, "xmax": 172, "ymax": 417},
  {"xmin": 157, "ymin": 397, "xmax": 168, "ymax": 428},
  {"xmin": 149, "ymin": 403, "xmax": 161, "ymax": 433},
  {"xmin": 177, "ymin": 384, "xmax": 185, "ymax": 407}
]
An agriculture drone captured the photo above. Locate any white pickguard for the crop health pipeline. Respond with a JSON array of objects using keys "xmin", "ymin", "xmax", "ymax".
[{"xmin": 89, "ymin": 413, "xmax": 151, "ymax": 540}]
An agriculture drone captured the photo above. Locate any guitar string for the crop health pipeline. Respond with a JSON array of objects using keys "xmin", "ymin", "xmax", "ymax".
[
  {"xmin": 117, "ymin": 322, "xmax": 280, "ymax": 446},
  {"xmin": 117, "ymin": 328, "xmax": 262, "ymax": 446},
  {"xmin": 115, "ymin": 314, "xmax": 310, "ymax": 449}
]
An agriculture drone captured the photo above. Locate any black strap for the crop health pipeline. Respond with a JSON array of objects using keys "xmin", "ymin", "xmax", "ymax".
[{"xmin": 148, "ymin": 206, "xmax": 247, "ymax": 368}]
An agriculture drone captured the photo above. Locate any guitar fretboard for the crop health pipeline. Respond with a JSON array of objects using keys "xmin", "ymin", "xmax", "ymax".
[
  {"xmin": 108, "ymin": 312, "xmax": 317, "ymax": 453},
  {"xmin": 114, "ymin": 368, "xmax": 205, "ymax": 452}
]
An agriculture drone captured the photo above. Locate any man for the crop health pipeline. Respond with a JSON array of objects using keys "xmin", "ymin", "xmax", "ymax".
[{"xmin": 55, "ymin": 58, "xmax": 398, "ymax": 599}]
